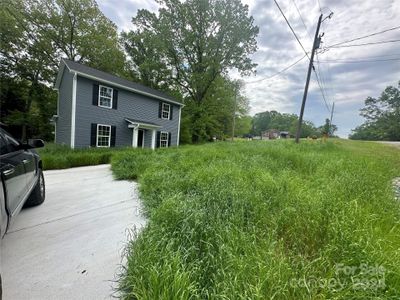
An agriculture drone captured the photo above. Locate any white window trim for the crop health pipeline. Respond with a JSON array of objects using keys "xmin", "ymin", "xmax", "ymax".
[
  {"xmin": 98, "ymin": 85, "xmax": 113, "ymax": 109},
  {"xmin": 160, "ymin": 131, "xmax": 169, "ymax": 148},
  {"xmin": 96, "ymin": 124, "xmax": 111, "ymax": 148},
  {"xmin": 161, "ymin": 102, "xmax": 170, "ymax": 120}
]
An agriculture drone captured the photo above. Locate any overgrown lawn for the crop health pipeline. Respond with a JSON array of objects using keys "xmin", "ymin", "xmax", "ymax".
[
  {"xmin": 37, "ymin": 143, "xmax": 131, "ymax": 170},
  {"xmin": 112, "ymin": 140, "xmax": 400, "ymax": 299}
]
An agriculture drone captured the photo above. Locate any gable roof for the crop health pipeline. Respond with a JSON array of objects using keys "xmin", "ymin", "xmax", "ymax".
[{"xmin": 54, "ymin": 59, "xmax": 184, "ymax": 106}]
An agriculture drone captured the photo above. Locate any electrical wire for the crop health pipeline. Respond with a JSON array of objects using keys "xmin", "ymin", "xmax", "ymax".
[
  {"xmin": 314, "ymin": 53, "xmax": 333, "ymax": 110},
  {"xmin": 325, "ymin": 26, "xmax": 400, "ymax": 48},
  {"xmin": 312, "ymin": 68, "xmax": 332, "ymax": 113},
  {"xmin": 273, "ymin": 0, "xmax": 311, "ymax": 60},
  {"xmin": 291, "ymin": 0, "xmax": 312, "ymax": 42},
  {"xmin": 325, "ymin": 39, "xmax": 400, "ymax": 49},
  {"xmin": 245, "ymin": 54, "xmax": 307, "ymax": 84},
  {"xmin": 318, "ymin": 57, "xmax": 400, "ymax": 63}
]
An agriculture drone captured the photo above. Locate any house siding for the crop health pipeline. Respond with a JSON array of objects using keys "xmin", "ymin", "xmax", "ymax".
[
  {"xmin": 73, "ymin": 76, "xmax": 180, "ymax": 148},
  {"xmin": 55, "ymin": 68, "xmax": 73, "ymax": 146}
]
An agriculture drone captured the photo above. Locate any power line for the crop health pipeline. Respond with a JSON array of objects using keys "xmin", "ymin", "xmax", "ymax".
[
  {"xmin": 312, "ymin": 68, "xmax": 331, "ymax": 113},
  {"xmin": 291, "ymin": 0, "xmax": 312, "ymax": 42},
  {"xmin": 314, "ymin": 52, "xmax": 333, "ymax": 110},
  {"xmin": 325, "ymin": 39, "xmax": 400, "ymax": 49},
  {"xmin": 273, "ymin": 0, "xmax": 310, "ymax": 60},
  {"xmin": 320, "ymin": 53, "xmax": 400, "ymax": 60},
  {"xmin": 318, "ymin": 57, "xmax": 400, "ymax": 63},
  {"xmin": 245, "ymin": 54, "xmax": 307, "ymax": 84},
  {"xmin": 326, "ymin": 25, "xmax": 400, "ymax": 48}
]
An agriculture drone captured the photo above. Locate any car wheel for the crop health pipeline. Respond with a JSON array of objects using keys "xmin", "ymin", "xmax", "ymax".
[{"xmin": 24, "ymin": 168, "xmax": 45, "ymax": 207}]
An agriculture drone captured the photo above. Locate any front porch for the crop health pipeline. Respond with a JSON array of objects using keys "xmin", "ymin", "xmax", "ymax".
[{"xmin": 125, "ymin": 118, "xmax": 160, "ymax": 149}]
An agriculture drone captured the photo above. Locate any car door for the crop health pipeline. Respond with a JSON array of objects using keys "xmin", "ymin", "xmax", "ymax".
[
  {"xmin": 0, "ymin": 131, "xmax": 28, "ymax": 216},
  {"xmin": 5, "ymin": 133, "xmax": 37, "ymax": 196}
]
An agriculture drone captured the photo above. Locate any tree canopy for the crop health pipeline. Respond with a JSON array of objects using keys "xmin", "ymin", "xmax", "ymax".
[
  {"xmin": 1, "ymin": 0, "xmax": 126, "ymax": 140},
  {"xmin": 350, "ymin": 82, "xmax": 400, "ymax": 141},
  {"xmin": 122, "ymin": 0, "xmax": 258, "ymax": 142}
]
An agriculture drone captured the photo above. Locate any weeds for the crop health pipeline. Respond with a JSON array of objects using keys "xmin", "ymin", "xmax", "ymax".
[{"xmin": 113, "ymin": 140, "xmax": 400, "ymax": 299}]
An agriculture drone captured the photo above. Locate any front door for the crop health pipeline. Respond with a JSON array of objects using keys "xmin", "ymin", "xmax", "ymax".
[{"xmin": 137, "ymin": 129, "xmax": 144, "ymax": 148}]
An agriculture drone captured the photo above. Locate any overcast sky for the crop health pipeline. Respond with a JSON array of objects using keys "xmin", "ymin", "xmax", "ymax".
[{"xmin": 97, "ymin": 0, "xmax": 400, "ymax": 137}]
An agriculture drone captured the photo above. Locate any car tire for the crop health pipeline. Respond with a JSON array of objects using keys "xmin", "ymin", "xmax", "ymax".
[{"xmin": 24, "ymin": 168, "xmax": 45, "ymax": 207}]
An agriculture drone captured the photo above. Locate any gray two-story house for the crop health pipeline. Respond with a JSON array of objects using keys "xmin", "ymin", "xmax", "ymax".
[{"xmin": 54, "ymin": 59, "xmax": 183, "ymax": 149}]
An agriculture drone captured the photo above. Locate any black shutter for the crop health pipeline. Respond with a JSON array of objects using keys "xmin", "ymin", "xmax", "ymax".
[
  {"xmin": 91, "ymin": 123, "xmax": 97, "ymax": 147},
  {"xmin": 110, "ymin": 126, "xmax": 116, "ymax": 147},
  {"xmin": 112, "ymin": 89, "xmax": 118, "ymax": 109},
  {"xmin": 156, "ymin": 131, "xmax": 160, "ymax": 148},
  {"xmin": 168, "ymin": 132, "xmax": 171, "ymax": 147},
  {"xmin": 158, "ymin": 101, "xmax": 162, "ymax": 118},
  {"xmin": 169, "ymin": 105, "xmax": 173, "ymax": 120},
  {"xmin": 92, "ymin": 84, "xmax": 99, "ymax": 106}
]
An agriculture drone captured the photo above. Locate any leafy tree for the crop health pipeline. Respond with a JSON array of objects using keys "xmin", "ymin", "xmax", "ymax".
[
  {"xmin": 1, "ymin": 0, "xmax": 126, "ymax": 140},
  {"xmin": 350, "ymin": 82, "xmax": 400, "ymax": 141},
  {"xmin": 123, "ymin": 0, "xmax": 258, "ymax": 142},
  {"xmin": 235, "ymin": 116, "xmax": 252, "ymax": 137},
  {"xmin": 251, "ymin": 111, "xmax": 281, "ymax": 135},
  {"xmin": 181, "ymin": 77, "xmax": 249, "ymax": 142},
  {"xmin": 319, "ymin": 118, "xmax": 337, "ymax": 136}
]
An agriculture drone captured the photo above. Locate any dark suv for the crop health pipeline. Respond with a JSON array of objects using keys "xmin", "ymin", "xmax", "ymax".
[
  {"xmin": 0, "ymin": 128, "xmax": 45, "ymax": 237},
  {"xmin": 0, "ymin": 128, "xmax": 45, "ymax": 297}
]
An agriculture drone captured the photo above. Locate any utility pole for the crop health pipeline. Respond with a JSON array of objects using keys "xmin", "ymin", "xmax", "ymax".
[
  {"xmin": 295, "ymin": 14, "xmax": 323, "ymax": 143},
  {"xmin": 329, "ymin": 102, "xmax": 335, "ymax": 136}
]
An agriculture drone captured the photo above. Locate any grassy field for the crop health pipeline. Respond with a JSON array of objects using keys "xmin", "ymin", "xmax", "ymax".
[
  {"xmin": 37, "ymin": 143, "xmax": 132, "ymax": 170},
  {"xmin": 111, "ymin": 140, "xmax": 400, "ymax": 299}
]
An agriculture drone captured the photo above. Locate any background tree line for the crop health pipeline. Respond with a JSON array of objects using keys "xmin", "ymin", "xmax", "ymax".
[
  {"xmin": 251, "ymin": 110, "xmax": 337, "ymax": 138},
  {"xmin": 350, "ymin": 82, "xmax": 400, "ymax": 141}
]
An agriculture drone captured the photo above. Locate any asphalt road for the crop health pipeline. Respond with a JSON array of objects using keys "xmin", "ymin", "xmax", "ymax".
[{"xmin": 1, "ymin": 164, "xmax": 146, "ymax": 300}]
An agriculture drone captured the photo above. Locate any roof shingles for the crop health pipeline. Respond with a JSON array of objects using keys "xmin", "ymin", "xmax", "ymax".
[{"xmin": 62, "ymin": 59, "xmax": 183, "ymax": 106}]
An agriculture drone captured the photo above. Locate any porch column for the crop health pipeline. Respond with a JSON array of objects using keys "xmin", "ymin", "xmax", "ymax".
[
  {"xmin": 132, "ymin": 126, "xmax": 139, "ymax": 148},
  {"xmin": 151, "ymin": 129, "xmax": 156, "ymax": 150}
]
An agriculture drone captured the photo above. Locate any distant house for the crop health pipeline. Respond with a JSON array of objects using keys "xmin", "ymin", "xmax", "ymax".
[
  {"xmin": 53, "ymin": 59, "xmax": 183, "ymax": 149},
  {"xmin": 262, "ymin": 129, "xmax": 291, "ymax": 139},
  {"xmin": 262, "ymin": 129, "xmax": 280, "ymax": 139}
]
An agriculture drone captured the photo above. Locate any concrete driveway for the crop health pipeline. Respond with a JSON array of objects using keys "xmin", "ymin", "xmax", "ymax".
[{"xmin": 1, "ymin": 164, "xmax": 146, "ymax": 300}]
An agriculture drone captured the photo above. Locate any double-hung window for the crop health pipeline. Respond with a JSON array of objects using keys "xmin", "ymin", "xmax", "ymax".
[
  {"xmin": 161, "ymin": 103, "xmax": 170, "ymax": 119},
  {"xmin": 97, "ymin": 124, "xmax": 111, "ymax": 147},
  {"xmin": 98, "ymin": 85, "xmax": 113, "ymax": 108},
  {"xmin": 160, "ymin": 131, "xmax": 169, "ymax": 148}
]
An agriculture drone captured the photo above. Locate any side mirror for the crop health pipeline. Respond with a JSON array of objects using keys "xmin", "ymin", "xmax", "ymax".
[{"xmin": 28, "ymin": 139, "xmax": 45, "ymax": 149}]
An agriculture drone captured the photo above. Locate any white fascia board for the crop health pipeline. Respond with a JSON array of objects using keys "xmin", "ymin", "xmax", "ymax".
[
  {"xmin": 54, "ymin": 59, "xmax": 72, "ymax": 90},
  {"xmin": 70, "ymin": 72, "xmax": 77, "ymax": 148},
  {"xmin": 71, "ymin": 70, "xmax": 184, "ymax": 107},
  {"xmin": 127, "ymin": 123, "xmax": 160, "ymax": 129}
]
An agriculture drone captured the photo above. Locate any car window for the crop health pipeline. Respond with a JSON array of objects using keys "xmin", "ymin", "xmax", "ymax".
[
  {"xmin": 0, "ymin": 135, "xmax": 8, "ymax": 155},
  {"xmin": 2, "ymin": 132, "xmax": 21, "ymax": 153}
]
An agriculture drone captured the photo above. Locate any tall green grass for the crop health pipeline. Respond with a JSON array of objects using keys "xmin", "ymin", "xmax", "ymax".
[
  {"xmin": 112, "ymin": 140, "xmax": 400, "ymax": 299},
  {"xmin": 37, "ymin": 143, "xmax": 132, "ymax": 170}
]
